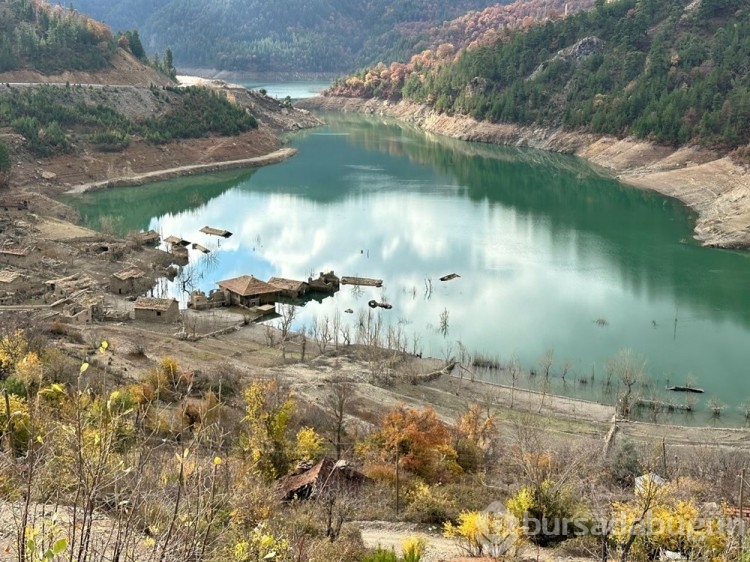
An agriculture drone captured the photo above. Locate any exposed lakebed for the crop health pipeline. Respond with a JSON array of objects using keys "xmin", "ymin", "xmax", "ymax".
[{"xmin": 69, "ymin": 111, "xmax": 750, "ymax": 425}]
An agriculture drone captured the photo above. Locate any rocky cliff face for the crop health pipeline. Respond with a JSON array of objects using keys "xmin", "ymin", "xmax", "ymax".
[
  {"xmin": 528, "ymin": 36, "xmax": 605, "ymax": 81},
  {"xmin": 297, "ymin": 95, "xmax": 750, "ymax": 249}
]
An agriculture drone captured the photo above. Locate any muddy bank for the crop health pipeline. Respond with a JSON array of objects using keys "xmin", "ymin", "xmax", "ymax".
[
  {"xmin": 3, "ymin": 81, "xmax": 322, "ymax": 198},
  {"xmin": 64, "ymin": 147, "xmax": 297, "ymax": 194},
  {"xmin": 297, "ymin": 96, "xmax": 750, "ymax": 249}
]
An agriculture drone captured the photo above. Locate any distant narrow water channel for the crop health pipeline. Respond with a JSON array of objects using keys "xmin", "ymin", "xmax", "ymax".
[{"xmin": 69, "ymin": 110, "xmax": 750, "ymax": 426}]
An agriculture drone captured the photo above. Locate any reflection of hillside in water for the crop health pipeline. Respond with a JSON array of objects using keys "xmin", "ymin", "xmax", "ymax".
[
  {"xmin": 68, "ymin": 169, "xmax": 256, "ymax": 234},
  {"xmin": 307, "ymin": 113, "xmax": 750, "ymax": 329},
  {"xmin": 67, "ymin": 113, "xmax": 750, "ymax": 333},
  {"xmin": 64, "ymin": 113, "xmax": 750, "ymax": 411}
]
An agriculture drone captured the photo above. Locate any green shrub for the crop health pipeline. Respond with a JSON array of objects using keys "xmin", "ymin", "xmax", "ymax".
[
  {"xmin": 91, "ymin": 129, "xmax": 130, "ymax": 151},
  {"xmin": 0, "ymin": 139, "xmax": 10, "ymax": 173},
  {"xmin": 507, "ymin": 481, "xmax": 582, "ymax": 546},
  {"xmin": 608, "ymin": 439, "xmax": 642, "ymax": 486},
  {"xmin": 401, "ymin": 536, "xmax": 426, "ymax": 562},
  {"xmin": 361, "ymin": 547, "xmax": 398, "ymax": 562},
  {"xmin": 11, "ymin": 116, "xmax": 70, "ymax": 156},
  {"xmin": 403, "ymin": 482, "xmax": 456, "ymax": 524},
  {"xmin": 0, "ymin": 139, "xmax": 10, "ymax": 188},
  {"xmin": 307, "ymin": 526, "xmax": 366, "ymax": 562},
  {"xmin": 2, "ymin": 376, "xmax": 27, "ymax": 398},
  {"xmin": 143, "ymin": 86, "xmax": 257, "ymax": 140}
]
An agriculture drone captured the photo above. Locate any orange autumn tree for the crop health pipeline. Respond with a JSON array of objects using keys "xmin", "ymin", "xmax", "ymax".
[
  {"xmin": 365, "ymin": 403, "xmax": 461, "ymax": 483},
  {"xmin": 454, "ymin": 403, "xmax": 497, "ymax": 472}
]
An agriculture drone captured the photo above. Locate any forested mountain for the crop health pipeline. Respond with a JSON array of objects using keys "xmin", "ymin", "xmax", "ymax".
[
  {"xmin": 375, "ymin": 0, "xmax": 596, "ymax": 67},
  {"xmin": 0, "ymin": 0, "xmax": 256, "ymax": 159},
  {"xmin": 329, "ymin": 0, "xmax": 750, "ymax": 152},
  {"xmin": 0, "ymin": 0, "xmax": 116, "ymax": 73},
  {"xmin": 0, "ymin": 0, "xmax": 175, "ymax": 78},
  {"xmin": 53, "ymin": 0, "xmax": 513, "ymax": 73}
]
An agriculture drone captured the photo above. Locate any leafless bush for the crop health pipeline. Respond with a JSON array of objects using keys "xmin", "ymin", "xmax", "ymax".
[{"xmin": 313, "ymin": 316, "xmax": 333, "ymax": 354}]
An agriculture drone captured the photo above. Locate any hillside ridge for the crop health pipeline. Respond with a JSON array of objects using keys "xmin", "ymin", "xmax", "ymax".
[{"xmin": 0, "ymin": 49, "xmax": 173, "ymax": 87}]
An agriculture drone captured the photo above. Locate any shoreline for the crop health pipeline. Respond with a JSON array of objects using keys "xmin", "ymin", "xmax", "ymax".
[
  {"xmin": 444, "ymin": 371, "xmax": 750, "ymax": 432},
  {"xmin": 296, "ymin": 95, "xmax": 750, "ymax": 249},
  {"xmin": 64, "ymin": 147, "xmax": 297, "ymax": 194}
]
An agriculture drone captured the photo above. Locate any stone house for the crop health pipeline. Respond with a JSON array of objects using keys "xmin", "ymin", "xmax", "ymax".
[
  {"xmin": 110, "ymin": 267, "xmax": 149, "ymax": 295},
  {"xmin": 217, "ymin": 275, "xmax": 279, "ymax": 308},
  {"xmin": 267, "ymin": 277, "xmax": 309, "ymax": 298},
  {"xmin": 133, "ymin": 297, "xmax": 180, "ymax": 323},
  {"xmin": 136, "ymin": 230, "xmax": 160, "ymax": 245},
  {"xmin": 307, "ymin": 271, "xmax": 340, "ymax": 293},
  {"xmin": 0, "ymin": 270, "xmax": 23, "ymax": 293},
  {"xmin": 45, "ymin": 273, "xmax": 98, "ymax": 298}
]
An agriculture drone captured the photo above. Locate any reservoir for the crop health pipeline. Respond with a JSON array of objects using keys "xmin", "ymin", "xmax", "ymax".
[{"xmin": 70, "ymin": 112, "xmax": 750, "ymax": 425}]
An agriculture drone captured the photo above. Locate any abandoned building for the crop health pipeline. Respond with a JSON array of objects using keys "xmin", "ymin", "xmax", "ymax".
[
  {"xmin": 267, "ymin": 277, "xmax": 309, "ymax": 298},
  {"xmin": 0, "ymin": 270, "xmax": 23, "ymax": 293},
  {"xmin": 61, "ymin": 295, "xmax": 101, "ymax": 324},
  {"xmin": 277, "ymin": 457, "xmax": 368, "ymax": 502},
  {"xmin": 164, "ymin": 235, "xmax": 190, "ymax": 263},
  {"xmin": 199, "ymin": 226, "xmax": 232, "ymax": 238},
  {"xmin": 136, "ymin": 230, "xmax": 160, "ymax": 245},
  {"xmin": 188, "ymin": 289, "xmax": 226, "ymax": 310},
  {"xmin": 133, "ymin": 297, "xmax": 180, "ymax": 323},
  {"xmin": 0, "ymin": 199, "xmax": 29, "ymax": 212},
  {"xmin": 164, "ymin": 235, "xmax": 190, "ymax": 247},
  {"xmin": 110, "ymin": 267, "xmax": 149, "ymax": 295},
  {"xmin": 45, "ymin": 273, "xmax": 98, "ymax": 299},
  {"xmin": 0, "ymin": 246, "xmax": 30, "ymax": 263},
  {"xmin": 307, "ymin": 271, "xmax": 340, "ymax": 293},
  {"xmin": 217, "ymin": 275, "xmax": 280, "ymax": 308}
]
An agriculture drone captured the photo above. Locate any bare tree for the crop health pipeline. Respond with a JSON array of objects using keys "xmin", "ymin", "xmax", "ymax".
[
  {"xmin": 410, "ymin": 332, "xmax": 422, "ymax": 357},
  {"xmin": 607, "ymin": 349, "xmax": 646, "ymax": 419},
  {"xmin": 539, "ymin": 349, "xmax": 554, "ymax": 380},
  {"xmin": 332, "ymin": 310, "xmax": 341, "ymax": 349},
  {"xmin": 264, "ymin": 323, "xmax": 276, "ymax": 347},
  {"xmin": 535, "ymin": 349, "xmax": 555, "ymax": 413},
  {"xmin": 438, "ymin": 307, "xmax": 449, "ymax": 337},
  {"xmin": 277, "ymin": 303, "xmax": 296, "ymax": 341},
  {"xmin": 313, "ymin": 315, "xmax": 333, "ymax": 354},
  {"xmin": 323, "ymin": 378, "xmax": 354, "ymax": 459},
  {"xmin": 508, "ymin": 353, "xmax": 520, "ymax": 409},
  {"xmin": 277, "ymin": 303, "xmax": 297, "ymax": 360},
  {"xmin": 538, "ymin": 376, "xmax": 552, "ymax": 414},
  {"xmin": 340, "ymin": 323, "xmax": 351, "ymax": 346},
  {"xmin": 181, "ymin": 311, "xmax": 198, "ymax": 338},
  {"xmin": 708, "ymin": 396, "xmax": 726, "ymax": 418},
  {"xmin": 560, "ymin": 359, "xmax": 571, "ymax": 387},
  {"xmin": 316, "ymin": 473, "xmax": 364, "ymax": 541}
]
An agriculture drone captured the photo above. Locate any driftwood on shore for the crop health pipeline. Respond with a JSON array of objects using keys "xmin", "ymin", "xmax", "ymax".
[{"xmin": 408, "ymin": 361, "xmax": 456, "ymax": 384}]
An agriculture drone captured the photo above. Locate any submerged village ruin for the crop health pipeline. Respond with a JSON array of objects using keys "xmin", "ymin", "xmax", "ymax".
[{"xmin": 0, "ymin": 208, "xmax": 381, "ymax": 333}]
